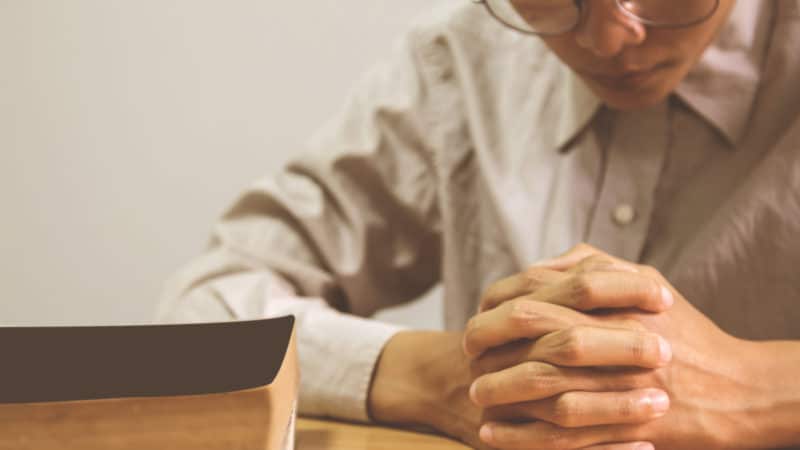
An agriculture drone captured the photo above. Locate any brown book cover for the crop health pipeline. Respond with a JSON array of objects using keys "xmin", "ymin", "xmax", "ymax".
[{"xmin": 0, "ymin": 316, "xmax": 298, "ymax": 450}]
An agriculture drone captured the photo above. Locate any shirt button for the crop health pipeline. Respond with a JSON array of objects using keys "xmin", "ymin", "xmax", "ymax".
[{"xmin": 612, "ymin": 204, "xmax": 636, "ymax": 226}]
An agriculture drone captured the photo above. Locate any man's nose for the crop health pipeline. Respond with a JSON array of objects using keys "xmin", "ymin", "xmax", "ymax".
[{"xmin": 573, "ymin": 0, "xmax": 646, "ymax": 58}]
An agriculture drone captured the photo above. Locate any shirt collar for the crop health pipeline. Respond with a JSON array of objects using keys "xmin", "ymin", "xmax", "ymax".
[
  {"xmin": 674, "ymin": 1, "xmax": 774, "ymax": 147},
  {"xmin": 554, "ymin": 64, "xmax": 602, "ymax": 152},
  {"xmin": 555, "ymin": 1, "xmax": 773, "ymax": 152}
]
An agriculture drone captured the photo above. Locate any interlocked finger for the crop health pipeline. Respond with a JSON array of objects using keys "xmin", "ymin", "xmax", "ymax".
[
  {"xmin": 529, "ymin": 271, "xmax": 673, "ymax": 313},
  {"xmin": 463, "ymin": 300, "xmax": 591, "ymax": 358},
  {"xmin": 480, "ymin": 267, "xmax": 567, "ymax": 312},
  {"xmin": 487, "ymin": 389, "xmax": 670, "ymax": 428},
  {"xmin": 479, "ymin": 419, "xmax": 645, "ymax": 450},
  {"xmin": 469, "ymin": 361, "xmax": 654, "ymax": 407},
  {"xmin": 474, "ymin": 326, "xmax": 672, "ymax": 374}
]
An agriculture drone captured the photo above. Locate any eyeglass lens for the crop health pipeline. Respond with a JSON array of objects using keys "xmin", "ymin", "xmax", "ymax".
[{"xmin": 485, "ymin": 0, "xmax": 719, "ymax": 35}]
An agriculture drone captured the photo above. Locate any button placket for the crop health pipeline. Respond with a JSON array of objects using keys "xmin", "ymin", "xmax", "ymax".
[
  {"xmin": 612, "ymin": 203, "xmax": 636, "ymax": 226},
  {"xmin": 586, "ymin": 103, "xmax": 669, "ymax": 261}
]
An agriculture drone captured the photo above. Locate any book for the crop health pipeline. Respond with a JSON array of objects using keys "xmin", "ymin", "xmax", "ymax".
[{"xmin": 0, "ymin": 316, "xmax": 298, "ymax": 450}]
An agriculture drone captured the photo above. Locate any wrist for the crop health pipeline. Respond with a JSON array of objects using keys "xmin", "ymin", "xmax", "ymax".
[
  {"xmin": 367, "ymin": 330, "xmax": 460, "ymax": 427},
  {"xmin": 729, "ymin": 339, "xmax": 800, "ymax": 448},
  {"xmin": 367, "ymin": 331, "xmax": 427, "ymax": 426}
]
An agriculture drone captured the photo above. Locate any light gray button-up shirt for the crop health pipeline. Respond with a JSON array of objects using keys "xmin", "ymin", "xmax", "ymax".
[{"xmin": 158, "ymin": 0, "xmax": 800, "ymax": 424}]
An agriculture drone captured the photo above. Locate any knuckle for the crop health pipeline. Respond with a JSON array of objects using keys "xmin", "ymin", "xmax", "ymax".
[
  {"xmin": 570, "ymin": 274, "xmax": 597, "ymax": 309},
  {"xmin": 523, "ymin": 265, "xmax": 550, "ymax": 284},
  {"xmin": 552, "ymin": 394, "xmax": 582, "ymax": 428},
  {"xmin": 519, "ymin": 361, "xmax": 559, "ymax": 392},
  {"xmin": 507, "ymin": 300, "xmax": 539, "ymax": 330},
  {"xmin": 628, "ymin": 333, "xmax": 649, "ymax": 364},
  {"xmin": 580, "ymin": 254, "xmax": 616, "ymax": 272},
  {"xmin": 619, "ymin": 395, "xmax": 637, "ymax": 418},
  {"xmin": 550, "ymin": 327, "xmax": 587, "ymax": 364},
  {"xmin": 521, "ymin": 361, "xmax": 546, "ymax": 382}
]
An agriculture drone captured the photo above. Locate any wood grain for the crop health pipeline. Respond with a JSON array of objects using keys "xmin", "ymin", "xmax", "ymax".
[{"xmin": 296, "ymin": 418, "xmax": 470, "ymax": 450}]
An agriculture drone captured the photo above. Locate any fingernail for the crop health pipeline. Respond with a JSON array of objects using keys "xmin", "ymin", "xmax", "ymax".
[
  {"xmin": 635, "ymin": 443, "xmax": 654, "ymax": 450},
  {"xmin": 650, "ymin": 390, "xmax": 670, "ymax": 415},
  {"xmin": 658, "ymin": 335, "xmax": 673, "ymax": 365},
  {"xmin": 479, "ymin": 424, "xmax": 494, "ymax": 443},
  {"xmin": 660, "ymin": 285, "xmax": 674, "ymax": 308}
]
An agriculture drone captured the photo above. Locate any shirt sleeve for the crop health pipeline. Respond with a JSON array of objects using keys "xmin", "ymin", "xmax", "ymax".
[{"xmin": 156, "ymin": 24, "xmax": 448, "ymax": 423}]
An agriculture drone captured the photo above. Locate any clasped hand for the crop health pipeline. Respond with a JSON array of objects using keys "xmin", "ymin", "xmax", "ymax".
[{"xmin": 462, "ymin": 244, "xmax": 753, "ymax": 450}]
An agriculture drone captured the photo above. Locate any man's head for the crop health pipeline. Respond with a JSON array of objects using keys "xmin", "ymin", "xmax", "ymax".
[{"xmin": 483, "ymin": 0, "xmax": 737, "ymax": 110}]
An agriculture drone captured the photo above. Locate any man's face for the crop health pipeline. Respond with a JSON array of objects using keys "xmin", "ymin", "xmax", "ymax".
[{"xmin": 540, "ymin": 0, "xmax": 736, "ymax": 110}]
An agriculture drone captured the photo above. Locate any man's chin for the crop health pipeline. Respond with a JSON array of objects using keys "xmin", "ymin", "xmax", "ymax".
[
  {"xmin": 588, "ymin": 82, "xmax": 673, "ymax": 111},
  {"xmin": 575, "ymin": 71, "xmax": 676, "ymax": 111},
  {"xmin": 601, "ymin": 93, "xmax": 669, "ymax": 111}
]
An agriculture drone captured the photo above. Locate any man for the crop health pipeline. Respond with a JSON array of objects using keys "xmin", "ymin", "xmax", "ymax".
[{"xmin": 159, "ymin": 0, "xmax": 800, "ymax": 448}]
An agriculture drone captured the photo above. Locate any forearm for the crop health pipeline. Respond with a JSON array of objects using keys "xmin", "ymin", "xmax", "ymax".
[
  {"xmin": 738, "ymin": 340, "xmax": 800, "ymax": 448},
  {"xmin": 369, "ymin": 331, "xmax": 435, "ymax": 426}
]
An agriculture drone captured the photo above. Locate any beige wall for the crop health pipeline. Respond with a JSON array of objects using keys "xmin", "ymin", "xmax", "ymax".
[{"xmin": 0, "ymin": 0, "xmax": 446, "ymax": 327}]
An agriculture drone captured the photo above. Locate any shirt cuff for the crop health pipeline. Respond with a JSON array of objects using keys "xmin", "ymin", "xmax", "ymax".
[
  {"xmin": 160, "ymin": 271, "xmax": 406, "ymax": 423},
  {"xmin": 293, "ymin": 307, "xmax": 404, "ymax": 422}
]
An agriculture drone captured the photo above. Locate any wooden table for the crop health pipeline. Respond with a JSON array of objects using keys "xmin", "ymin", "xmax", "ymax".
[
  {"xmin": 296, "ymin": 418, "xmax": 470, "ymax": 450},
  {"xmin": 0, "ymin": 392, "xmax": 468, "ymax": 450}
]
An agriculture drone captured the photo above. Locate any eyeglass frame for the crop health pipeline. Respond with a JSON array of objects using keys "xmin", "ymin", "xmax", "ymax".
[{"xmin": 472, "ymin": 0, "xmax": 722, "ymax": 36}]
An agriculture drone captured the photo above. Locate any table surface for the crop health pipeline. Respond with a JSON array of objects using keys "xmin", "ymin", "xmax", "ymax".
[{"xmin": 296, "ymin": 418, "xmax": 470, "ymax": 450}]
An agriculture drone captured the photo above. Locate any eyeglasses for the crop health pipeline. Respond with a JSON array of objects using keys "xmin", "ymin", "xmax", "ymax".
[{"xmin": 474, "ymin": 0, "xmax": 721, "ymax": 36}]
